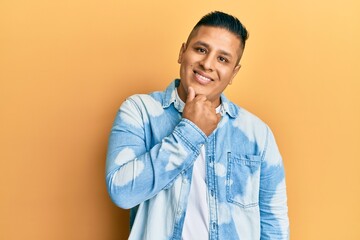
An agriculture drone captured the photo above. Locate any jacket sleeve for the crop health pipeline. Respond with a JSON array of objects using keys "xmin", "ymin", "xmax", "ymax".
[
  {"xmin": 259, "ymin": 126, "xmax": 290, "ymax": 239},
  {"xmin": 105, "ymin": 96, "xmax": 207, "ymax": 209}
]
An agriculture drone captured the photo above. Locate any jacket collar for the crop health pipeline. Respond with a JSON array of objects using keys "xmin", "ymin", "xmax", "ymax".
[{"xmin": 162, "ymin": 79, "xmax": 239, "ymax": 118}]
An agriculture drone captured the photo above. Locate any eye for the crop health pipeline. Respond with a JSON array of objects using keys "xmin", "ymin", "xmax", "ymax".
[
  {"xmin": 195, "ymin": 47, "xmax": 207, "ymax": 54},
  {"xmin": 218, "ymin": 56, "xmax": 228, "ymax": 63}
]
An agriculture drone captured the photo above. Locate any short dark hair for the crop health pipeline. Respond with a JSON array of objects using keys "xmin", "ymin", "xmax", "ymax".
[{"xmin": 190, "ymin": 11, "xmax": 249, "ymax": 49}]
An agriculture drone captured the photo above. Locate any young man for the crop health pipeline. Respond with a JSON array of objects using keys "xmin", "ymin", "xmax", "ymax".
[{"xmin": 106, "ymin": 11, "xmax": 289, "ymax": 240}]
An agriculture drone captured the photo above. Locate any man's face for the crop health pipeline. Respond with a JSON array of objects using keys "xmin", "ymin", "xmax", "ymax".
[{"xmin": 177, "ymin": 26, "xmax": 243, "ymax": 106}]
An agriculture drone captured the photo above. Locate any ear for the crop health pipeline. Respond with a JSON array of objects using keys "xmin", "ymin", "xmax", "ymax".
[
  {"xmin": 229, "ymin": 64, "xmax": 241, "ymax": 85},
  {"xmin": 178, "ymin": 43, "xmax": 186, "ymax": 64}
]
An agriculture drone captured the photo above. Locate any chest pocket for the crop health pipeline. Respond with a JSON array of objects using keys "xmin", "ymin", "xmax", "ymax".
[{"xmin": 226, "ymin": 153, "xmax": 262, "ymax": 208}]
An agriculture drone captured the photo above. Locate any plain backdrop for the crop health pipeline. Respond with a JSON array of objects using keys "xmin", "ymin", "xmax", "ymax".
[{"xmin": 1, "ymin": 0, "xmax": 359, "ymax": 239}]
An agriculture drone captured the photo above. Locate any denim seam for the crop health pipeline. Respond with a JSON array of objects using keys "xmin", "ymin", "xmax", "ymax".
[
  {"xmin": 173, "ymin": 119, "xmax": 206, "ymax": 153},
  {"xmin": 181, "ymin": 118, "xmax": 207, "ymax": 138},
  {"xmin": 261, "ymin": 125, "xmax": 270, "ymax": 162},
  {"xmin": 173, "ymin": 129, "xmax": 199, "ymax": 154},
  {"xmin": 226, "ymin": 152, "xmax": 260, "ymax": 209}
]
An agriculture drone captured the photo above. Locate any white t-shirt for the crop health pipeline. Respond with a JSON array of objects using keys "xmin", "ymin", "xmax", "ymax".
[{"xmin": 182, "ymin": 145, "xmax": 209, "ymax": 240}]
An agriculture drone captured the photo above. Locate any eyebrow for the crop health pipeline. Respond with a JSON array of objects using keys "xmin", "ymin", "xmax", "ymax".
[{"xmin": 193, "ymin": 41, "xmax": 234, "ymax": 59}]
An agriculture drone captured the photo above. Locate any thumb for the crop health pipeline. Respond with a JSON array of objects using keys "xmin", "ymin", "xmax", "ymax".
[{"xmin": 186, "ymin": 86, "xmax": 196, "ymax": 103}]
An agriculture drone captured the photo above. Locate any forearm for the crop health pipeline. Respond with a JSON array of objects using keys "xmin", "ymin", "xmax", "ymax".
[
  {"xmin": 259, "ymin": 126, "xmax": 289, "ymax": 239},
  {"xmin": 106, "ymin": 105, "xmax": 207, "ymax": 209},
  {"xmin": 259, "ymin": 169, "xmax": 289, "ymax": 239}
]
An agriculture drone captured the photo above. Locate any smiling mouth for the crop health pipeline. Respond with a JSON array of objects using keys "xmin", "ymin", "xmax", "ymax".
[{"xmin": 194, "ymin": 71, "xmax": 213, "ymax": 84}]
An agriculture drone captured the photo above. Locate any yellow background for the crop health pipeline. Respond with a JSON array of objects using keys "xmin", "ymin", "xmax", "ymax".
[{"xmin": 1, "ymin": 0, "xmax": 359, "ymax": 239}]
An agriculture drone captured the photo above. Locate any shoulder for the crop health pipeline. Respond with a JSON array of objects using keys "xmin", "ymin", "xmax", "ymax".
[
  {"xmin": 124, "ymin": 88, "xmax": 165, "ymax": 105},
  {"xmin": 121, "ymin": 80, "xmax": 177, "ymax": 111},
  {"xmin": 122, "ymin": 92, "xmax": 165, "ymax": 118},
  {"xmin": 225, "ymin": 101, "xmax": 272, "ymax": 150},
  {"xmin": 227, "ymin": 100, "xmax": 268, "ymax": 130}
]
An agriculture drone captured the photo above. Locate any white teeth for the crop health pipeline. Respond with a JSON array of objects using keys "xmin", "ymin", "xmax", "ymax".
[{"xmin": 196, "ymin": 72, "xmax": 211, "ymax": 82}]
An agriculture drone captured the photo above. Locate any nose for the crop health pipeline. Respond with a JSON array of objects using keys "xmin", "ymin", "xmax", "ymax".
[{"xmin": 199, "ymin": 54, "xmax": 214, "ymax": 71}]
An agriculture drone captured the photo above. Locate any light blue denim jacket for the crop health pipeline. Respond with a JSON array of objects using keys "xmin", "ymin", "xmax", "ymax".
[{"xmin": 106, "ymin": 80, "xmax": 289, "ymax": 240}]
